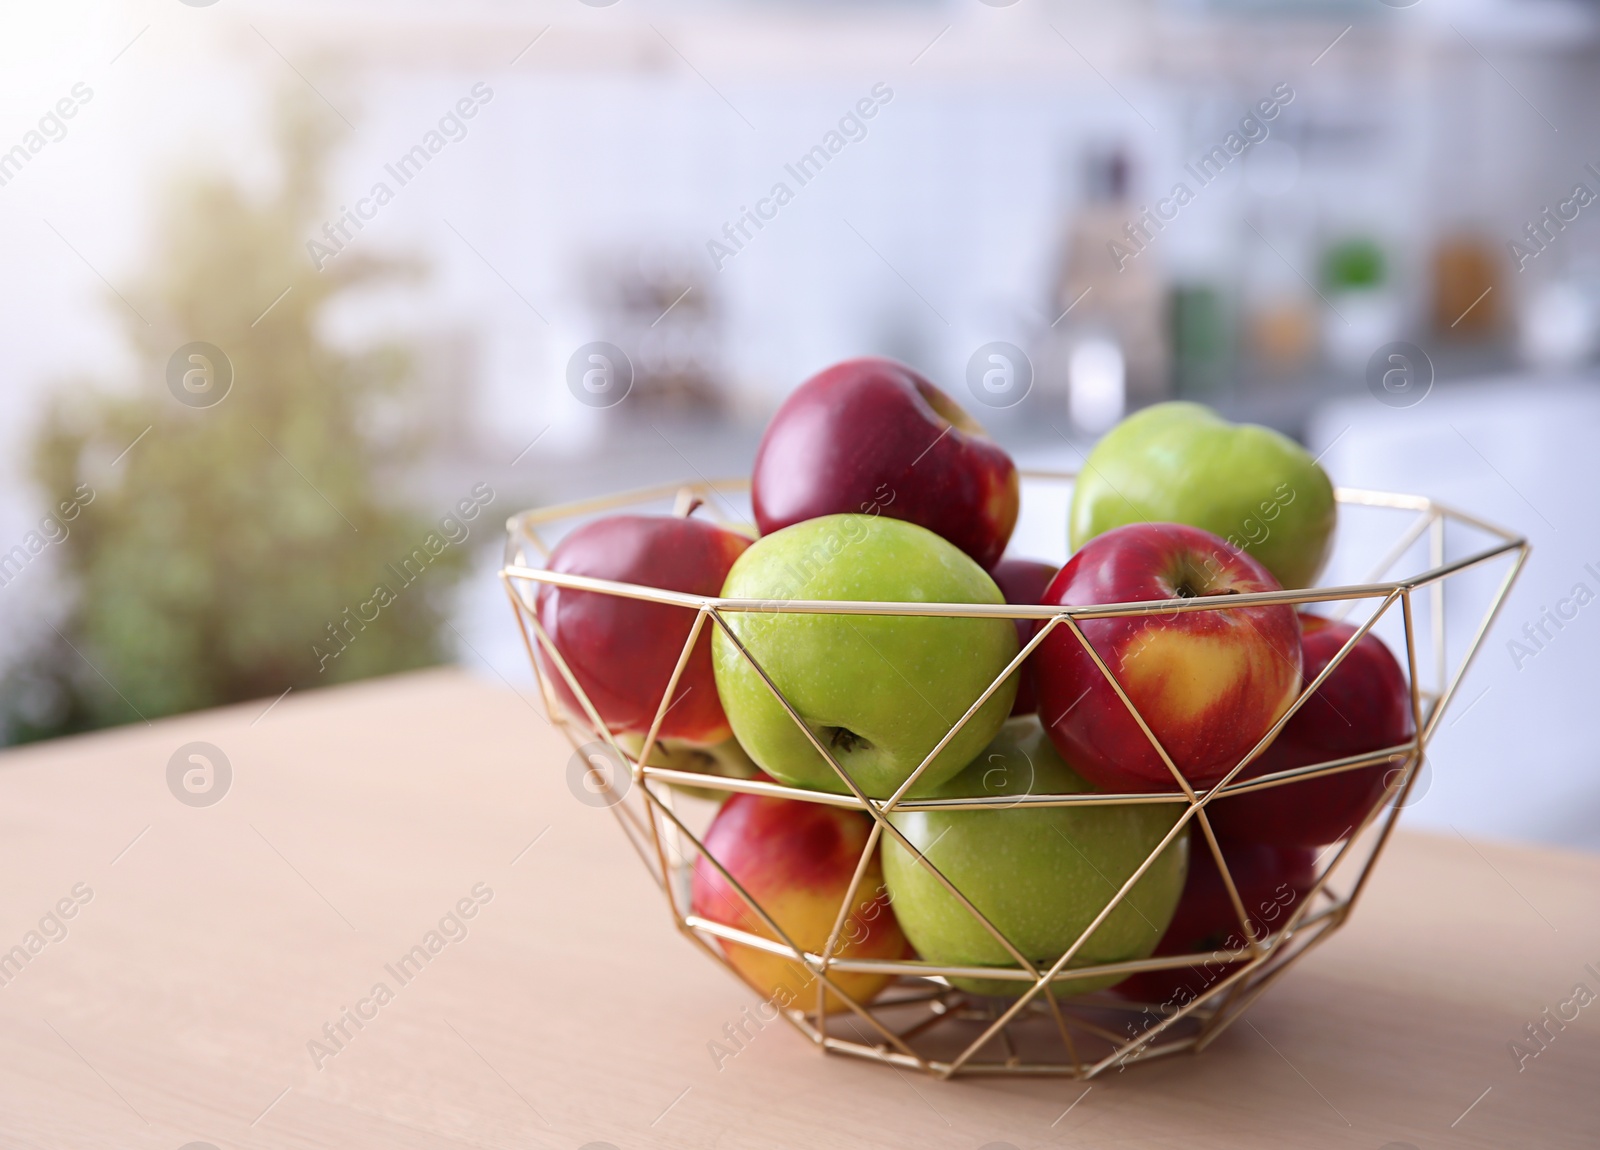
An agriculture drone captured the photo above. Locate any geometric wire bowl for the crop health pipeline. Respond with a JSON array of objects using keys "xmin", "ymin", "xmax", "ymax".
[{"xmin": 501, "ymin": 472, "xmax": 1527, "ymax": 1080}]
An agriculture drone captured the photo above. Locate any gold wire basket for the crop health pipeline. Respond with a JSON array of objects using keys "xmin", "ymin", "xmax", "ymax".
[{"xmin": 500, "ymin": 472, "xmax": 1527, "ymax": 1080}]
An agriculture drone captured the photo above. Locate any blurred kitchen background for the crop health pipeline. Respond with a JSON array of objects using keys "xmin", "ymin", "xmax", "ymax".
[{"xmin": 1, "ymin": 0, "xmax": 1597, "ymax": 850}]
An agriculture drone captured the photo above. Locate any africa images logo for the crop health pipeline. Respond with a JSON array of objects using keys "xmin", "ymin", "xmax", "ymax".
[
  {"xmin": 167, "ymin": 742, "xmax": 232, "ymax": 807},
  {"xmin": 966, "ymin": 342, "xmax": 1033, "ymax": 409},
  {"xmin": 566, "ymin": 342, "xmax": 633, "ymax": 408},
  {"xmin": 166, "ymin": 342, "xmax": 234, "ymax": 408}
]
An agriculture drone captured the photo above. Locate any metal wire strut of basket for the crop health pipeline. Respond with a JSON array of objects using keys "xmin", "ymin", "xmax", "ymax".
[{"xmin": 500, "ymin": 473, "xmax": 1526, "ymax": 1081}]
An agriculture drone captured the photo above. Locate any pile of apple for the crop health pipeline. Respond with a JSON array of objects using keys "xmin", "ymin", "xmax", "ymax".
[{"xmin": 535, "ymin": 357, "xmax": 1415, "ymax": 1013}]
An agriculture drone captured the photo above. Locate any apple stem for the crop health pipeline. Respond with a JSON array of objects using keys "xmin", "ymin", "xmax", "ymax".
[
  {"xmin": 825, "ymin": 726, "xmax": 867, "ymax": 754},
  {"xmin": 672, "ymin": 488, "xmax": 704, "ymax": 519}
]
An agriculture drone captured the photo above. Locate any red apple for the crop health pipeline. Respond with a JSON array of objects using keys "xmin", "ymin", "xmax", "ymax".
[
  {"xmin": 691, "ymin": 789, "xmax": 909, "ymax": 1011},
  {"xmin": 1208, "ymin": 614, "xmax": 1414, "ymax": 847},
  {"xmin": 989, "ymin": 557, "xmax": 1058, "ymax": 716},
  {"xmin": 751, "ymin": 357, "xmax": 1020, "ymax": 569},
  {"xmin": 535, "ymin": 511, "xmax": 749, "ymax": 744},
  {"xmin": 1115, "ymin": 840, "xmax": 1315, "ymax": 1010},
  {"xmin": 1032, "ymin": 523, "xmax": 1302, "ymax": 792}
]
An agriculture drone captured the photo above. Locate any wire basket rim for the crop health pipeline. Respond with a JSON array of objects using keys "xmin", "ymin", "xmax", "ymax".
[{"xmin": 501, "ymin": 471, "xmax": 1526, "ymax": 622}]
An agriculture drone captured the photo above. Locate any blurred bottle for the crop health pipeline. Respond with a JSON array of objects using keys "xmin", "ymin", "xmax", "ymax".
[
  {"xmin": 1240, "ymin": 213, "xmax": 1318, "ymax": 379},
  {"xmin": 1047, "ymin": 146, "xmax": 1169, "ymax": 433}
]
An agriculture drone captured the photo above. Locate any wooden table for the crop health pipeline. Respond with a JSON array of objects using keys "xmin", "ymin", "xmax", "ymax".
[{"xmin": 1, "ymin": 668, "xmax": 1595, "ymax": 1149}]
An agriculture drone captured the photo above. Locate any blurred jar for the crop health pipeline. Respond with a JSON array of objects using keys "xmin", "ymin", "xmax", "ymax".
[
  {"xmin": 1430, "ymin": 234, "xmax": 1500, "ymax": 338},
  {"xmin": 1067, "ymin": 332, "xmax": 1127, "ymax": 434},
  {"xmin": 1169, "ymin": 283, "xmax": 1232, "ymax": 400},
  {"xmin": 1247, "ymin": 296, "xmax": 1318, "ymax": 375},
  {"xmin": 1239, "ymin": 209, "xmax": 1318, "ymax": 379},
  {"xmin": 1321, "ymin": 236, "xmax": 1401, "ymax": 371},
  {"xmin": 1518, "ymin": 275, "xmax": 1600, "ymax": 370}
]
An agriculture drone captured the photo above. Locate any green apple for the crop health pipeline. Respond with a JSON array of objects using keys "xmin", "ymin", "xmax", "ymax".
[
  {"xmin": 711, "ymin": 513, "xmax": 1018, "ymax": 799},
  {"xmin": 882, "ymin": 717, "xmax": 1188, "ymax": 996},
  {"xmin": 1069, "ymin": 402, "xmax": 1337, "ymax": 589}
]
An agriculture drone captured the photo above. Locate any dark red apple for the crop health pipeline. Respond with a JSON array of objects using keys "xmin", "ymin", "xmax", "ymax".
[
  {"xmin": 692, "ymin": 787, "xmax": 909, "ymax": 1011},
  {"xmin": 751, "ymin": 357, "xmax": 1020, "ymax": 569},
  {"xmin": 989, "ymin": 557, "xmax": 1058, "ymax": 716},
  {"xmin": 1032, "ymin": 523, "xmax": 1302, "ymax": 792},
  {"xmin": 535, "ymin": 511, "xmax": 750, "ymax": 744},
  {"xmin": 1208, "ymin": 614, "xmax": 1414, "ymax": 847},
  {"xmin": 1114, "ymin": 840, "xmax": 1315, "ymax": 1010}
]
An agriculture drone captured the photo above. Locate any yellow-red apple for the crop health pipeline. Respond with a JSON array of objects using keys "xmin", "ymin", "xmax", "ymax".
[
  {"xmin": 1032, "ymin": 523, "xmax": 1302, "ymax": 792},
  {"xmin": 691, "ymin": 789, "xmax": 908, "ymax": 1012}
]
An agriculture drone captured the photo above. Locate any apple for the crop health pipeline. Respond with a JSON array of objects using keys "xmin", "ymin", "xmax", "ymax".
[
  {"xmin": 752, "ymin": 357, "xmax": 1020, "ymax": 570},
  {"xmin": 1114, "ymin": 840, "xmax": 1315, "ymax": 1010},
  {"xmin": 712, "ymin": 514, "xmax": 1018, "ymax": 799},
  {"xmin": 989, "ymin": 557, "xmax": 1058, "ymax": 716},
  {"xmin": 615, "ymin": 731, "xmax": 761, "ymax": 804},
  {"xmin": 1069, "ymin": 402, "xmax": 1337, "ymax": 590},
  {"xmin": 1208, "ymin": 613, "xmax": 1414, "ymax": 847},
  {"xmin": 711, "ymin": 513, "xmax": 1019, "ymax": 798},
  {"xmin": 881, "ymin": 717, "xmax": 1188, "ymax": 997},
  {"xmin": 536, "ymin": 511, "xmax": 750, "ymax": 747},
  {"xmin": 691, "ymin": 787, "xmax": 909, "ymax": 1011},
  {"xmin": 1032, "ymin": 523, "xmax": 1302, "ymax": 793}
]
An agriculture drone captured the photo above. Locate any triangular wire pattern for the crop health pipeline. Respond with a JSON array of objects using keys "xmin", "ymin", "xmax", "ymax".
[{"xmin": 501, "ymin": 474, "xmax": 1528, "ymax": 1079}]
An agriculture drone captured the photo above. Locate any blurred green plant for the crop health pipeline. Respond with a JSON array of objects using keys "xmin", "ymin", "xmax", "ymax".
[
  {"xmin": 3, "ymin": 93, "xmax": 473, "ymax": 743},
  {"xmin": 1321, "ymin": 237, "xmax": 1387, "ymax": 292}
]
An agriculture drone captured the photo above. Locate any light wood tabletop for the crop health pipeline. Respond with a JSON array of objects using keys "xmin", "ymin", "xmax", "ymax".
[{"xmin": 0, "ymin": 667, "xmax": 1595, "ymax": 1150}]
